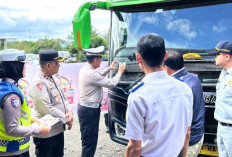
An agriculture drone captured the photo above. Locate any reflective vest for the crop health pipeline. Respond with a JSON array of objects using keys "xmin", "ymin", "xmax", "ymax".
[{"xmin": 0, "ymin": 81, "xmax": 31, "ymax": 152}]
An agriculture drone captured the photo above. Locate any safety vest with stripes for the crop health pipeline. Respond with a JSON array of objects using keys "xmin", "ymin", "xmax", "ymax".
[{"xmin": 0, "ymin": 81, "xmax": 31, "ymax": 152}]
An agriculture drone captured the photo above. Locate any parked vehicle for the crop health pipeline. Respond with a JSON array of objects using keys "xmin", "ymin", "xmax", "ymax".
[
  {"xmin": 26, "ymin": 54, "xmax": 39, "ymax": 64},
  {"xmin": 73, "ymin": 0, "xmax": 232, "ymax": 156},
  {"xmin": 58, "ymin": 51, "xmax": 71, "ymax": 63}
]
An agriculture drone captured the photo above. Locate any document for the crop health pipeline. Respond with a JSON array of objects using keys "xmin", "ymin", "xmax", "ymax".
[{"xmin": 39, "ymin": 114, "xmax": 60, "ymax": 127}]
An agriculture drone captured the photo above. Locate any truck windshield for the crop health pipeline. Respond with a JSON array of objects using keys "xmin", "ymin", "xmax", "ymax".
[{"xmin": 110, "ymin": 2, "xmax": 231, "ymax": 83}]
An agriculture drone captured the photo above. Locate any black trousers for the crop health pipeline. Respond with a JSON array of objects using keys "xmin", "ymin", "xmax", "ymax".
[
  {"xmin": 104, "ymin": 113, "xmax": 109, "ymax": 128},
  {"xmin": 33, "ymin": 132, "xmax": 64, "ymax": 157},
  {"xmin": 77, "ymin": 105, "xmax": 101, "ymax": 157}
]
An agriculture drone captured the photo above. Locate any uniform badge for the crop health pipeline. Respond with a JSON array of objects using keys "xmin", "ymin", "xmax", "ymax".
[
  {"xmin": 36, "ymin": 82, "xmax": 43, "ymax": 91},
  {"xmin": 11, "ymin": 97, "xmax": 20, "ymax": 108},
  {"xmin": 228, "ymin": 81, "xmax": 232, "ymax": 85}
]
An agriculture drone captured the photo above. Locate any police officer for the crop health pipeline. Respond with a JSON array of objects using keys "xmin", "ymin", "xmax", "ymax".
[
  {"xmin": 208, "ymin": 41, "xmax": 232, "ymax": 156},
  {"xmin": 28, "ymin": 49, "xmax": 73, "ymax": 157},
  {"xmin": 0, "ymin": 49, "xmax": 50, "ymax": 157},
  {"xmin": 78, "ymin": 46, "xmax": 126, "ymax": 157}
]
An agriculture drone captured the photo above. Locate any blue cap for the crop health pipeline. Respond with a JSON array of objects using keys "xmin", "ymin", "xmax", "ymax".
[{"xmin": 207, "ymin": 40, "xmax": 232, "ymax": 55}]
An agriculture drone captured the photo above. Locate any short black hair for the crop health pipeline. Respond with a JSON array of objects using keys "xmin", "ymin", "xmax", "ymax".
[
  {"xmin": 40, "ymin": 60, "xmax": 49, "ymax": 68},
  {"xmin": 137, "ymin": 34, "xmax": 165, "ymax": 67},
  {"xmin": 164, "ymin": 50, "xmax": 184, "ymax": 70},
  {"xmin": 86, "ymin": 55, "xmax": 102, "ymax": 63}
]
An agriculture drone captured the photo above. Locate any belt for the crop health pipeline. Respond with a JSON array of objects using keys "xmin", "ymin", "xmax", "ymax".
[
  {"xmin": 220, "ymin": 122, "xmax": 232, "ymax": 127},
  {"xmin": 79, "ymin": 102, "xmax": 100, "ymax": 108}
]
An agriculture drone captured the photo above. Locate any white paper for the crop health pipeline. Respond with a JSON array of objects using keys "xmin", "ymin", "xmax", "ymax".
[{"xmin": 39, "ymin": 114, "xmax": 60, "ymax": 127}]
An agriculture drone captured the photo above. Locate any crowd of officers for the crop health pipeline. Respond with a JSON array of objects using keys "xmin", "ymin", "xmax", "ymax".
[{"xmin": 0, "ymin": 33, "xmax": 231, "ymax": 157}]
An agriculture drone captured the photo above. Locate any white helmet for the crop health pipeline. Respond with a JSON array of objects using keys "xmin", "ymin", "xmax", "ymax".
[{"xmin": 0, "ymin": 49, "xmax": 26, "ymax": 62}]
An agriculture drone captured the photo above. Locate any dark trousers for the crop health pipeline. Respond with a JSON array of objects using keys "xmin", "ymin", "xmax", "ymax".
[
  {"xmin": 104, "ymin": 113, "xmax": 109, "ymax": 128},
  {"xmin": 77, "ymin": 105, "xmax": 100, "ymax": 157},
  {"xmin": 9, "ymin": 151, "xmax": 29, "ymax": 157},
  {"xmin": 33, "ymin": 132, "xmax": 64, "ymax": 157}
]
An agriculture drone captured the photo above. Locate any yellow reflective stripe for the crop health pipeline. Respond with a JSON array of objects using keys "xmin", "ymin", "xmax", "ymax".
[
  {"xmin": 0, "ymin": 146, "xmax": 7, "ymax": 152},
  {"xmin": 19, "ymin": 141, "xmax": 30, "ymax": 151}
]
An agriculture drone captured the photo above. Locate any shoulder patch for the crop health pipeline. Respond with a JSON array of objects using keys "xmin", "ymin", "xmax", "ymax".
[
  {"xmin": 174, "ymin": 76, "xmax": 184, "ymax": 82},
  {"xmin": 36, "ymin": 82, "xmax": 44, "ymax": 91},
  {"xmin": 129, "ymin": 82, "xmax": 144, "ymax": 93},
  {"xmin": 11, "ymin": 97, "xmax": 20, "ymax": 108}
]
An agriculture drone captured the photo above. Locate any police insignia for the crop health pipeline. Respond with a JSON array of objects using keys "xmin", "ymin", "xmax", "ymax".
[
  {"xmin": 228, "ymin": 81, "xmax": 232, "ymax": 85},
  {"xmin": 36, "ymin": 82, "xmax": 43, "ymax": 91},
  {"xmin": 11, "ymin": 97, "xmax": 20, "ymax": 108}
]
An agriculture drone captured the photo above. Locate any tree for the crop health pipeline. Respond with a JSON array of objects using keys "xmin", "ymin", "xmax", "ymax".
[{"xmin": 32, "ymin": 37, "xmax": 64, "ymax": 54}]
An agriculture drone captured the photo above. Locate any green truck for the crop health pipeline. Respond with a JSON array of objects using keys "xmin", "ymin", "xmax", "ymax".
[{"xmin": 73, "ymin": 0, "xmax": 232, "ymax": 156}]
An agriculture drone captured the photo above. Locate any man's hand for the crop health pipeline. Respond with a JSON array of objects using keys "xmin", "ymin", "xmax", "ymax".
[
  {"xmin": 31, "ymin": 117, "xmax": 41, "ymax": 125},
  {"xmin": 181, "ymin": 127, "xmax": 191, "ymax": 157},
  {"xmin": 39, "ymin": 125, "xmax": 51, "ymax": 135},
  {"xmin": 108, "ymin": 59, "xmax": 118, "ymax": 70},
  {"xmin": 118, "ymin": 62, "xmax": 126, "ymax": 74},
  {"xmin": 66, "ymin": 110, "xmax": 73, "ymax": 130},
  {"xmin": 125, "ymin": 139, "xmax": 142, "ymax": 157}
]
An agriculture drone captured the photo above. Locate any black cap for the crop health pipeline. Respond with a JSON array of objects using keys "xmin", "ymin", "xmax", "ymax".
[
  {"xmin": 39, "ymin": 49, "xmax": 65, "ymax": 62},
  {"xmin": 207, "ymin": 40, "xmax": 232, "ymax": 55}
]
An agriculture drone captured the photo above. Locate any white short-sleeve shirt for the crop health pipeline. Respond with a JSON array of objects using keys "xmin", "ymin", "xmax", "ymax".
[{"xmin": 125, "ymin": 71, "xmax": 193, "ymax": 157}]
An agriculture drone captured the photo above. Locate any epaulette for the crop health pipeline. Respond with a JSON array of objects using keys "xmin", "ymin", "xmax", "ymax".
[
  {"xmin": 129, "ymin": 82, "xmax": 144, "ymax": 93},
  {"xmin": 174, "ymin": 76, "xmax": 184, "ymax": 82}
]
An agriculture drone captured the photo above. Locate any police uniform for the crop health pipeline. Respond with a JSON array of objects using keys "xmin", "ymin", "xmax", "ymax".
[
  {"xmin": 125, "ymin": 71, "xmax": 193, "ymax": 156},
  {"xmin": 28, "ymin": 49, "xmax": 71, "ymax": 157},
  {"xmin": 0, "ymin": 49, "xmax": 40, "ymax": 156},
  {"xmin": 78, "ymin": 46, "xmax": 122, "ymax": 157},
  {"xmin": 208, "ymin": 41, "xmax": 232, "ymax": 156}
]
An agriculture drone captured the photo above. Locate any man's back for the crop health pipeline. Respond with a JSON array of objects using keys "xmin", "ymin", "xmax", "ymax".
[
  {"xmin": 125, "ymin": 71, "xmax": 193, "ymax": 156},
  {"xmin": 174, "ymin": 69, "xmax": 205, "ymax": 146}
]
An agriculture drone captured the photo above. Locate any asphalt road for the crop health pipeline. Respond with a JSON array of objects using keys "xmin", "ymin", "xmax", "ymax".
[{"xmin": 29, "ymin": 114, "xmax": 126, "ymax": 157}]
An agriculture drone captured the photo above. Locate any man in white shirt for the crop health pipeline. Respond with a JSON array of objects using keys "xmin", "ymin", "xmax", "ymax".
[{"xmin": 125, "ymin": 34, "xmax": 193, "ymax": 157}]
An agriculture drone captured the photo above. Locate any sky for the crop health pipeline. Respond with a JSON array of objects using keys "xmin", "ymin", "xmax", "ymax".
[
  {"xmin": 122, "ymin": 3, "xmax": 232, "ymax": 49},
  {"xmin": 0, "ymin": 0, "xmax": 110, "ymax": 41}
]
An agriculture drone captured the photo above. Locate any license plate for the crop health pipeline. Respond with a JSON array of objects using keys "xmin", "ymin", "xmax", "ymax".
[{"xmin": 200, "ymin": 144, "xmax": 218, "ymax": 156}]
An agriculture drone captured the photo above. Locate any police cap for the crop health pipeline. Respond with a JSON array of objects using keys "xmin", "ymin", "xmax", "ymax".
[
  {"xmin": 83, "ymin": 46, "xmax": 104, "ymax": 57},
  {"xmin": 39, "ymin": 49, "xmax": 65, "ymax": 62},
  {"xmin": 0, "ymin": 49, "xmax": 26, "ymax": 62}
]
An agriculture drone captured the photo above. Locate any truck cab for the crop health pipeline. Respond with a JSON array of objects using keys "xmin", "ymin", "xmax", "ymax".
[{"xmin": 73, "ymin": 0, "xmax": 232, "ymax": 156}]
